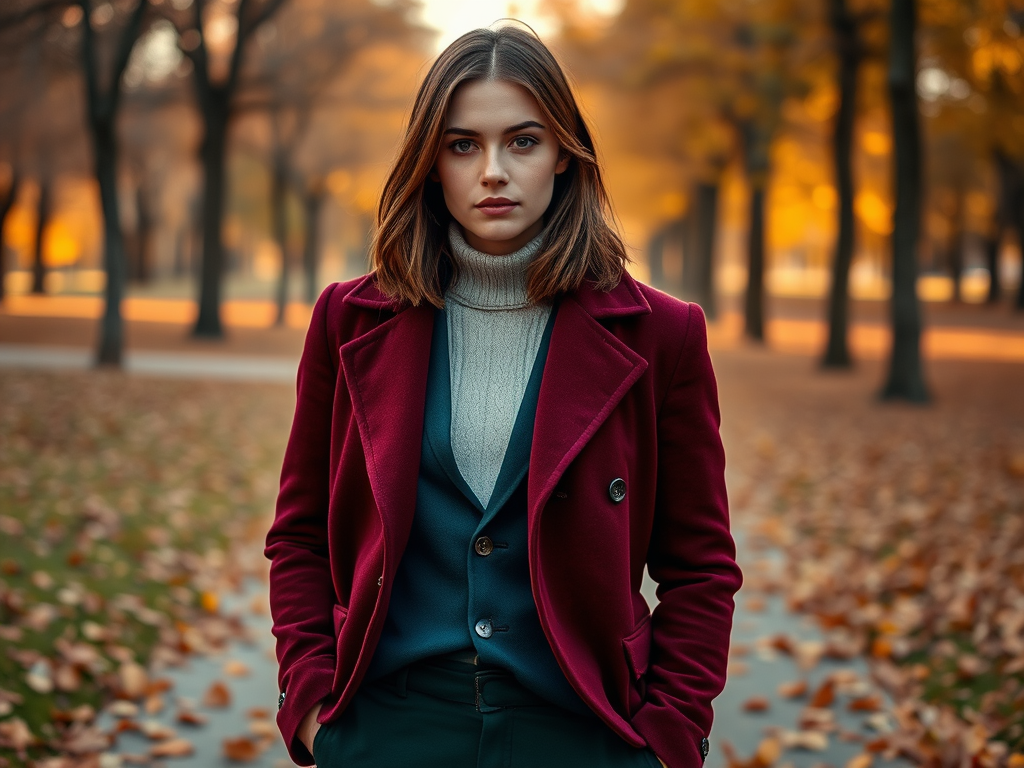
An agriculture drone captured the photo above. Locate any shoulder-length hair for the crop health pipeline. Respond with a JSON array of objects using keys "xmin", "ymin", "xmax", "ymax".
[{"xmin": 371, "ymin": 23, "xmax": 629, "ymax": 308}]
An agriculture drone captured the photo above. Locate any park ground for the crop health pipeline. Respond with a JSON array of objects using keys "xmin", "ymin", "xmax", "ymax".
[{"xmin": 0, "ymin": 295, "xmax": 1022, "ymax": 768}]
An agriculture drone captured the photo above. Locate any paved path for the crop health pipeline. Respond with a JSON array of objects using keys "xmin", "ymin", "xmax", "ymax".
[{"xmin": 0, "ymin": 344, "xmax": 299, "ymax": 383}]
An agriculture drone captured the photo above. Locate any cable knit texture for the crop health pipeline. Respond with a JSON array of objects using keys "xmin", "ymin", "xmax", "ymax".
[{"xmin": 445, "ymin": 223, "xmax": 552, "ymax": 509}]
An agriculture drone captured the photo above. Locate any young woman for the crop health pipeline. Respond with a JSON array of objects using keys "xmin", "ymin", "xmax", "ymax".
[{"xmin": 265, "ymin": 23, "xmax": 741, "ymax": 768}]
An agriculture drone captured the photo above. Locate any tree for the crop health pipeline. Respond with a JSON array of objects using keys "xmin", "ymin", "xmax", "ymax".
[
  {"xmin": 162, "ymin": 0, "xmax": 287, "ymax": 338},
  {"xmin": 0, "ymin": 0, "xmax": 150, "ymax": 365},
  {"xmin": 880, "ymin": 0, "xmax": 928, "ymax": 402},
  {"xmin": 0, "ymin": 169, "xmax": 17, "ymax": 302},
  {"xmin": 821, "ymin": 0, "xmax": 872, "ymax": 367},
  {"xmin": 79, "ymin": 0, "xmax": 150, "ymax": 365}
]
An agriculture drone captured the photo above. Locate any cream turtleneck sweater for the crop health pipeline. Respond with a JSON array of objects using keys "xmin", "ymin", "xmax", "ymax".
[{"xmin": 445, "ymin": 223, "xmax": 553, "ymax": 509}]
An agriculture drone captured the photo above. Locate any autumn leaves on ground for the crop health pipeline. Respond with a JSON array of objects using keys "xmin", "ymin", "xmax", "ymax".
[
  {"xmin": 1, "ymin": 353, "xmax": 1023, "ymax": 768},
  {"xmin": 0, "ymin": 373, "xmax": 293, "ymax": 766}
]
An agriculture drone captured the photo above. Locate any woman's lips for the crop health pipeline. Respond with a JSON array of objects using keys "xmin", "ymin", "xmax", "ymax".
[{"xmin": 476, "ymin": 200, "xmax": 517, "ymax": 215}]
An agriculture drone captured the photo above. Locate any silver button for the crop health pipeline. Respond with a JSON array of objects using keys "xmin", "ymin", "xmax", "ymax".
[
  {"xmin": 608, "ymin": 478, "xmax": 626, "ymax": 503},
  {"xmin": 474, "ymin": 536, "xmax": 494, "ymax": 556},
  {"xmin": 474, "ymin": 619, "xmax": 493, "ymax": 639}
]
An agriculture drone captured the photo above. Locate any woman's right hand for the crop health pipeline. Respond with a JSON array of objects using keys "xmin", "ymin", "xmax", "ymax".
[{"xmin": 299, "ymin": 702, "xmax": 323, "ymax": 754}]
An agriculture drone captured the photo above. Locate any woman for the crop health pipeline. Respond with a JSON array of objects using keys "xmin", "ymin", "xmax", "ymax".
[{"xmin": 265, "ymin": 23, "xmax": 741, "ymax": 768}]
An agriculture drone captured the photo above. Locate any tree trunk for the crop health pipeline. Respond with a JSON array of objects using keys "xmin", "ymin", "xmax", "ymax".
[
  {"xmin": 0, "ymin": 174, "xmax": 18, "ymax": 303},
  {"xmin": 31, "ymin": 179, "xmax": 51, "ymax": 295},
  {"xmin": 984, "ymin": 235, "xmax": 1000, "ymax": 303},
  {"xmin": 131, "ymin": 182, "xmax": 154, "ymax": 284},
  {"xmin": 822, "ymin": 0, "xmax": 858, "ymax": 368},
  {"xmin": 94, "ymin": 122, "xmax": 128, "ymax": 366},
  {"xmin": 193, "ymin": 97, "xmax": 230, "ymax": 338},
  {"xmin": 745, "ymin": 182, "xmax": 766, "ymax": 341},
  {"xmin": 303, "ymin": 186, "xmax": 325, "ymax": 305},
  {"xmin": 691, "ymin": 180, "xmax": 719, "ymax": 320},
  {"xmin": 947, "ymin": 190, "xmax": 963, "ymax": 303},
  {"xmin": 272, "ymin": 153, "xmax": 289, "ymax": 326},
  {"xmin": 1015, "ymin": 203, "xmax": 1024, "ymax": 310},
  {"xmin": 880, "ymin": 0, "xmax": 928, "ymax": 402}
]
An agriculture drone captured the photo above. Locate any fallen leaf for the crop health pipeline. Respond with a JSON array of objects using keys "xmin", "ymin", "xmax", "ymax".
[
  {"xmin": 223, "ymin": 735, "xmax": 260, "ymax": 761},
  {"xmin": 118, "ymin": 662, "xmax": 149, "ymax": 700},
  {"xmin": 246, "ymin": 707, "xmax": 271, "ymax": 719},
  {"xmin": 845, "ymin": 754, "xmax": 872, "ymax": 768},
  {"xmin": 144, "ymin": 694, "xmax": 164, "ymax": 715},
  {"xmin": 177, "ymin": 709, "xmax": 209, "ymax": 726},
  {"xmin": 248, "ymin": 719, "xmax": 276, "ymax": 738},
  {"xmin": 106, "ymin": 701, "xmax": 139, "ymax": 718},
  {"xmin": 150, "ymin": 738, "xmax": 194, "ymax": 757},
  {"xmin": 223, "ymin": 659, "xmax": 250, "ymax": 677},
  {"xmin": 778, "ymin": 729, "xmax": 829, "ymax": 751},
  {"xmin": 139, "ymin": 720, "xmax": 176, "ymax": 740},
  {"xmin": 743, "ymin": 696, "xmax": 771, "ymax": 713},
  {"xmin": 777, "ymin": 680, "xmax": 808, "ymax": 699},
  {"xmin": 203, "ymin": 680, "xmax": 231, "ymax": 708},
  {"xmin": 809, "ymin": 678, "xmax": 835, "ymax": 708},
  {"xmin": 0, "ymin": 717, "xmax": 37, "ymax": 753},
  {"xmin": 848, "ymin": 695, "xmax": 883, "ymax": 712}
]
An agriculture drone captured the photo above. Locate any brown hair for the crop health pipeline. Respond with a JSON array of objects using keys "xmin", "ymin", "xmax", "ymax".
[{"xmin": 371, "ymin": 23, "xmax": 629, "ymax": 307}]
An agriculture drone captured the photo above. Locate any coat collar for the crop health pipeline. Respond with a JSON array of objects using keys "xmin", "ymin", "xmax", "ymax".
[
  {"xmin": 342, "ymin": 269, "xmax": 652, "ymax": 320},
  {"xmin": 338, "ymin": 270, "xmax": 650, "ymax": 566}
]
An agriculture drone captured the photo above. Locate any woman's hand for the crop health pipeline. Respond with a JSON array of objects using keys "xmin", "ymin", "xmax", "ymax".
[{"xmin": 298, "ymin": 703, "xmax": 322, "ymax": 754}]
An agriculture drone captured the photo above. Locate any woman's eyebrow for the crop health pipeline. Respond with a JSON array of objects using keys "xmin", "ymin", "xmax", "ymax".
[{"xmin": 442, "ymin": 120, "xmax": 547, "ymax": 137}]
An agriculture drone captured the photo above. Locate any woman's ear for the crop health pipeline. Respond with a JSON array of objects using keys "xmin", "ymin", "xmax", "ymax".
[{"xmin": 555, "ymin": 151, "xmax": 571, "ymax": 175}]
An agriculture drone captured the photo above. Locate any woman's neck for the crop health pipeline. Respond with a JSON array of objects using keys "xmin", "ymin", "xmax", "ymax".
[{"xmin": 445, "ymin": 223, "xmax": 544, "ymax": 311}]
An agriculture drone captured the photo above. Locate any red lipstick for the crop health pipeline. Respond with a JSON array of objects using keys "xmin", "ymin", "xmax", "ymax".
[{"xmin": 476, "ymin": 197, "xmax": 517, "ymax": 215}]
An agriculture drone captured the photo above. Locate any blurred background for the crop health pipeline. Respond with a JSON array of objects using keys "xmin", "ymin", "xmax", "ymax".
[{"xmin": 0, "ymin": 0, "xmax": 1023, "ymax": 766}]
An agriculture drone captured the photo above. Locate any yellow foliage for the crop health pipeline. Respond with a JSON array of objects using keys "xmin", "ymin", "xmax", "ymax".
[
  {"xmin": 812, "ymin": 185, "xmax": 836, "ymax": 210},
  {"xmin": 861, "ymin": 131, "xmax": 891, "ymax": 156},
  {"xmin": 43, "ymin": 220, "xmax": 80, "ymax": 267},
  {"xmin": 855, "ymin": 191, "xmax": 893, "ymax": 235}
]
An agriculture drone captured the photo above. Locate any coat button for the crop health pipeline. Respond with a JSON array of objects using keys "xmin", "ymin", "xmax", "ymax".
[
  {"xmin": 474, "ymin": 536, "xmax": 494, "ymax": 556},
  {"xmin": 474, "ymin": 619, "xmax": 493, "ymax": 639},
  {"xmin": 608, "ymin": 477, "xmax": 627, "ymax": 503}
]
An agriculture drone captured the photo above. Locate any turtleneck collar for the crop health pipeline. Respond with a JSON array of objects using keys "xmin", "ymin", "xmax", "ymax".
[{"xmin": 445, "ymin": 222, "xmax": 545, "ymax": 310}]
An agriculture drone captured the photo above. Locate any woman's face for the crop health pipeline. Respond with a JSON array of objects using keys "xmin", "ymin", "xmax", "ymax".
[{"xmin": 434, "ymin": 78, "xmax": 570, "ymax": 256}]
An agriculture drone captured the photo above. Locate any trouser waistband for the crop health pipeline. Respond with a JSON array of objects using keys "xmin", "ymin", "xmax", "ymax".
[{"xmin": 379, "ymin": 657, "xmax": 552, "ymax": 713}]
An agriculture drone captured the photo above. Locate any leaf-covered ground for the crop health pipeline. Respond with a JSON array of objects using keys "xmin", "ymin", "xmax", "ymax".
[
  {"xmin": 1, "ymin": 350, "xmax": 1023, "ymax": 768},
  {"xmin": 716, "ymin": 352, "xmax": 1024, "ymax": 768},
  {"xmin": 0, "ymin": 370, "xmax": 294, "ymax": 766}
]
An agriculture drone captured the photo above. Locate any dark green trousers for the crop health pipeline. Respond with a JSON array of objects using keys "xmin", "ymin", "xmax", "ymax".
[{"xmin": 312, "ymin": 658, "xmax": 661, "ymax": 768}]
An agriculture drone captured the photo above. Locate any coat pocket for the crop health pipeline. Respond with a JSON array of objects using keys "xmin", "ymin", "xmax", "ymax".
[
  {"xmin": 622, "ymin": 613, "xmax": 652, "ymax": 680},
  {"xmin": 622, "ymin": 613, "xmax": 652, "ymax": 716}
]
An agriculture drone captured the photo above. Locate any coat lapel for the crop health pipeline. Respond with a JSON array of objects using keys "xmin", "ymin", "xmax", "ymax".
[
  {"xmin": 339, "ymin": 281, "xmax": 433, "ymax": 571},
  {"xmin": 528, "ymin": 274, "xmax": 651, "ymax": 523}
]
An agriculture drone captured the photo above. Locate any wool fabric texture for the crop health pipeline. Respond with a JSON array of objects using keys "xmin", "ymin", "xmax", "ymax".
[{"xmin": 445, "ymin": 223, "xmax": 553, "ymax": 509}]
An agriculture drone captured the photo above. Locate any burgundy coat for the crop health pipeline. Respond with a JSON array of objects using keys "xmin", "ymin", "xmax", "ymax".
[{"xmin": 265, "ymin": 271, "xmax": 742, "ymax": 768}]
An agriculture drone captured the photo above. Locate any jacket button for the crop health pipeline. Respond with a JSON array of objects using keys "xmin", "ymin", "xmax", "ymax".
[
  {"xmin": 608, "ymin": 478, "xmax": 626, "ymax": 503},
  {"xmin": 701, "ymin": 737, "xmax": 710, "ymax": 762},
  {"xmin": 474, "ymin": 619, "xmax": 493, "ymax": 639},
  {"xmin": 474, "ymin": 536, "xmax": 494, "ymax": 556}
]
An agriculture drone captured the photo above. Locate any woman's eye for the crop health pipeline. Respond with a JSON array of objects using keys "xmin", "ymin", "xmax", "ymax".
[
  {"xmin": 451, "ymin": 140, "xmax": 474, "ymax": 154},
  {"xmin": 512, "ymin": 136, "xmax": 537, "ymax": 149}
]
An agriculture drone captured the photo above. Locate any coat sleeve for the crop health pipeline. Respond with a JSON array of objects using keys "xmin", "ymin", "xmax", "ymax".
[
  {"xmin": 264, "ymin": 283, "xmax": 341, "ymax": 767},
  {"xmin": 631, "ymin": 302, "xmax": 742, "ymax": 768}
]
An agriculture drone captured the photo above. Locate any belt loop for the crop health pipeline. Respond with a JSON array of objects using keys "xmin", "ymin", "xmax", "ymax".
[{"xmin": 395, "ymin": 666, "xmax": 409, "ymax": 698}]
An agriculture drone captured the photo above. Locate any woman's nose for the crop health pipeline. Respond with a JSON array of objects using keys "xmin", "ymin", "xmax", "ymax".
[{"xmin": 481, "ymin": 148, "xmax": 509, "ymax": 186}]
